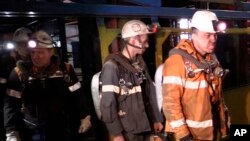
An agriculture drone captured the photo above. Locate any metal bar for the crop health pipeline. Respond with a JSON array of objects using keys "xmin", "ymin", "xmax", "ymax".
[
  {"xmin": 190, "ymin": 0, "xmax": 235, "ymax": 4},
  {"xmin": 159, "ymin": 27, "xmax": 250, "ymax": 34},
  {"xmin": 122, "ymin": 0, "xmax": 161, "ymax": 6},
  {"xmin": 240, "ymin": 2, "xmax": 250, "ymax": 11},
  {"xmin": 0, "ymin": 2, "xmax": 249, "ymax": 19}
]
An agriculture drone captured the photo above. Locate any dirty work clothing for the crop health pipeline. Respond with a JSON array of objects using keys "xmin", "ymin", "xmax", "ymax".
[{"xmin": 162, "ymin": 39, "xmax": 229, "ymax": 140}]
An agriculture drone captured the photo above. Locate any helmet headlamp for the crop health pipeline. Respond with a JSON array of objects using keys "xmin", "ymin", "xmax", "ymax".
[
  {"xmin": 28, "ymin": 40, "xmax": 37, "ymax": 48},
  {"xmin": 147, "ymin": 24, "xmax": 158, "ymax": 33},
  {"xmin": 28, "ymin": 30, "xmax": 54, "ymax": 49},
  {"xmin": 28, "ymin": 38, "xmax": 54, "ymax": 49},
  {"xmin": 212, "ymin": 21, "xmax": 227, "ymax": 33}
]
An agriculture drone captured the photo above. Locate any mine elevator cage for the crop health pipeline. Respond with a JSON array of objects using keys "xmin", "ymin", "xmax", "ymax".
[{"xmin": 1, "ymin": 1, "xmax": 250, "ymax": 140}]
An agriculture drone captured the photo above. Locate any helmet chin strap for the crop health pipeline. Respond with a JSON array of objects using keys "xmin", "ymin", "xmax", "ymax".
[
  {"xmin": 122, "ymin": 35, "xmax": 146, "ymax": 62},
  {"xmin": 124, "ymin": 41, "xmax": 144, "ymax": 49},
  {"xmin": 123, "ymin": 35, "xmax": 146, "ymax": 50}
]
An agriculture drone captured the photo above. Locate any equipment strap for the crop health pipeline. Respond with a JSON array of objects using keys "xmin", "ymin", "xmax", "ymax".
[
  {"xmin": 105, "ymin": 53, "xmax": 146, "ymax": 74},
  {"xmin": 169, "ymin": 48, "xmax": 210, "ymax": 70}
]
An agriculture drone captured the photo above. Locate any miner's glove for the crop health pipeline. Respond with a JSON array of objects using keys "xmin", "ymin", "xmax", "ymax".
[
  {"xmin": 78, "ymin": 115, "xmax": 92, "ymax": 133},
  {"xmin": 6, "ymin": 131, "xmax": 22, "ymax": 141}
]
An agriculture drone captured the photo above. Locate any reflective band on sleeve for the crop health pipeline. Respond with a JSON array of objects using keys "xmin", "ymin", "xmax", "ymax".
[
  {"xmin": 102, "ymin": 85, "xmax": 141, "ymax": 95},
  {"xmin": 170, "ymin": 118, "xmax": 186, "ymax": 128},
  {"xmin": 163, "ymin": 76, "xmax": 184, "ymax": 86},
  {"xmin": 68, "ymin": 82, "xmax": 81, "ymax": 92},
  {"xmin": 186, "ymin": 119, "xmax": 213, "ymax": 128},
  {"xmin": 7, "ymin": 89, "xmax": 22, "ymax": 98},
  {"xmin": 163, "ymin": 76, "xmax": 208, "ymax": 89},
  {"xmin": 0, "ymin": 77, "xmax": 7, "ymax": 84},
  {"xmin": 102, "ymin": 85, "xmax": 120, "ymax": 94}
]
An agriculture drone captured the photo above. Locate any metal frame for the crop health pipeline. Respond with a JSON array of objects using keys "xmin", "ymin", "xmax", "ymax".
[{"xmin": 0, "ymin": 2, "xmax": 249, "ymax": 19}]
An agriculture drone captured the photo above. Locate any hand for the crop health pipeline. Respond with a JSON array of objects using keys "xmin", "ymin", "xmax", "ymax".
[
  {"xmin": 221, "ymin": 135, "xmax": 230, "ymax": 141},
  {"xmin": 154, "ymin": 122, "xmax": 163, "ymax": 133},
  {"xmin": 113, "ymin": 135, "xmax": 125, "ymax": 141},
  {"xmin": 6, "ymin": 131, "xmax": 22, "ymax": 141},
  {"xmin": 78, "ymin": 115, "xmax": 92, "ymax": 133}
]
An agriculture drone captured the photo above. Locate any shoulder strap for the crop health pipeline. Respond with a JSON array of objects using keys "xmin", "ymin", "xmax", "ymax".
[
  {"xmin": 105, "ymin": 53, "xmax": 139, "ymax": 74},
  {"xmin": 169, "ymin": 48, "xmax": 210, "ymax": 70},
  {"xmin": 105, "ymin": 53, "xmax": 154, "ymax": 83}
]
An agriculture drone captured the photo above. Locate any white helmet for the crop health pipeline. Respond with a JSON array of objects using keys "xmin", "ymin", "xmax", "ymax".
[
  {"xmin": 13, "ymin": 27, "xmax": 32, "ymax": 58},
  {"xmin": 29, "ymin": 30, "xmax": 54, "ymax": 48},
  {"xmin": 191, "ymin": 10, "xmax": 219, "ymax": 33},
  {"xmin": 121, "ymin": 20, "xmax": 153, "ymax": 39},
  {"xmin": 13, "ymin": 27, "xmax": 31, "ymax": 42}
]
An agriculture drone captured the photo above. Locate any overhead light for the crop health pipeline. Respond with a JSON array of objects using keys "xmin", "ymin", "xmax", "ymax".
[
  {"xmin": 5, "ymin": 42, "xmax": 15, "ymax": 50},
  {"xmin": 56, "ymin": 41, "xmax": 61, "ymax": 47},
  {"xmin": 28, "ymin": 11, "xmax": 35, "ymax": 15},
  {"xmin": 4, "ymin": 11, "xmax": 11, "ymax": 15},
  {"xmin": 179, "ymin": 18, "xmax": 189, "ymax": 29}
]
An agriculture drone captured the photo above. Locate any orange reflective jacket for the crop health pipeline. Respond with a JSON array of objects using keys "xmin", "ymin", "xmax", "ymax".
[{"xmin": 162, "ymin": 39, "xmax": 229, "ymax": 140}]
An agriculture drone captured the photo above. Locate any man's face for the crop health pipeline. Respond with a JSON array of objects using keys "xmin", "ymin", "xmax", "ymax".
[
  {"xmin": 30, "ymin": 48, "xmax": 54, "ymax": 68},
  {"xmin": 192, "ymin": 30, "xmax": 217, "ymax": 55},
  {"xmin": 16, "ymin": 42, "xmax": 30, "ymax": 59},
  {"xmin": 133, "ymin": 34, "xmax": 149, "ymax": 54}
]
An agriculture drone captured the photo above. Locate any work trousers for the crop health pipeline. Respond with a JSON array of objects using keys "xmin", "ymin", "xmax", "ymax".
[{"xmin": 123, "ymin": 132, "xmax": 151, "ymax": 141}]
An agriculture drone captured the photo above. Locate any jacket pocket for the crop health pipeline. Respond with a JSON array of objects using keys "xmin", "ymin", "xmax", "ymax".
[{"xmin": 120, "ymin": 113, "xmax": 133, "ymax": 132}]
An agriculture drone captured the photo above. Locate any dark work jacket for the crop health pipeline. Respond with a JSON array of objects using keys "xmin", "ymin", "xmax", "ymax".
[
  {"xmin": 4, "ymin": 56, "xmax": 87, "ymax": 140},
  {"xmin": 0, "ymin": 50, "xmax": 17, "ymax": 139},
  {"xmin": 0, "ymin": 50, "xmax": 17, "ymax": 101},
  {"xmin": 100, "ymin": 53, "xmax": 163, "ymax": 136}
]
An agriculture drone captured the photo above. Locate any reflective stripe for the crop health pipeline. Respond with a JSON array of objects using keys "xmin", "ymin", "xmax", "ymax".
[
  {"xmin": 163, "ymin": 76, "xmax": 183, "ymax": 86},
  {"xmin": 185, "ymin": 80, "xmax": 208, "ymax": 89},
  {"xmin": 121, "ymin": 86, "xmax": 141, "ymax": 95},
  {"xmin": 102, "ymin": 85, "xmax": 120, "ymax": 94},
  {"xmin": 186, "ymin": 119, "xmax": 213, "ymax": 128},
  {"xmin": 68, "ymin": 82, "xmax": 81, "ymax": 92},
  {"xmin": 212, "ymin": 84, "xmax": 216, "ymax": 90},
  {"xmin": 28, "ymin": 76, "xmax": 35, "ymax": 81},
  {"xmin": 170, "ymin": 118, "xmax": 186, "ymax": 128},
  {"xmin": 0, "ymin": 77, "xmax": 7, "ymax": 84},
  {"xmin": 169, "ymin": 119, "xmax": 213, "ymax": 129},
  {"xmin": 163, "ymin": 76, "xmax": 208, "ymax": 89},
  {"xmin": 7, "ymin": 89, "xmax": 21, "ymax": 98},
  {"xmin": 102, "ymin": 85, "xmax": 141, "ymax": 95},
  {"xmin": 48, "ymin": 75, "xmax": 64, "ymax": 78},
  {"xmin": 28, "ymin": 75, "xmax": 64, "ymax": 80}
]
